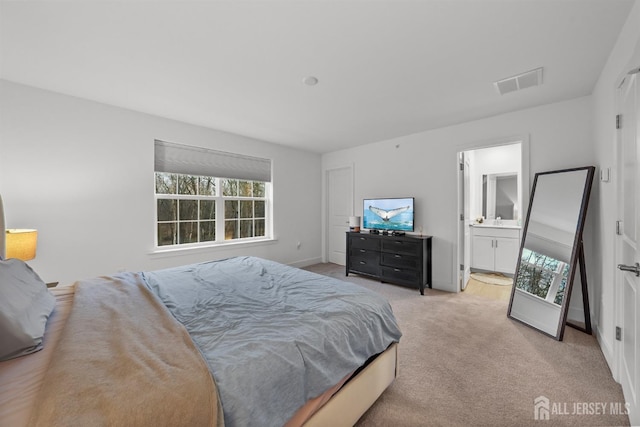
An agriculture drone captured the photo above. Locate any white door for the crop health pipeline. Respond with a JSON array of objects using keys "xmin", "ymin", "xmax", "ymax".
[
  {"xmin": 616, "ymin": 68, "xmax": 640, "ymax": 425},
  {"xmin": 327, "ymin": 166, "xmax": 353, "ymax": 265}
]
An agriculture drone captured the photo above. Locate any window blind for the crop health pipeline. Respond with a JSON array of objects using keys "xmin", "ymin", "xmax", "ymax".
[{"xmin": 154, "ymin": 140, "xmax": 272, "ymax": 182}]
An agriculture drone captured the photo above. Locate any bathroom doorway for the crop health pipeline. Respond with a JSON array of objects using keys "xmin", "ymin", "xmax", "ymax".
[{"xmin": 457, "ymin": 140, "xmax": 528, "ymax": 295}]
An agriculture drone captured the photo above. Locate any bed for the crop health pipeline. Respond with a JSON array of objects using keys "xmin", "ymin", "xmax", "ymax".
[{"xmin": 0, "ymin": 196, "xmax": 402, "ymax": 427}]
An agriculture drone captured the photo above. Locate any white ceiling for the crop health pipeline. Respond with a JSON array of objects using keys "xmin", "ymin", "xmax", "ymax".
[{"xmin": 0, "ymin": 0, "xmax": 634, "ymax": 153}]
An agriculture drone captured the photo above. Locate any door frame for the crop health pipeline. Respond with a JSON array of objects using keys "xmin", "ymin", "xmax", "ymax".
[
  {"xmin": 455, "ymin": 135, "xmax": 530, "ymax": 292},
  {"xmin": 460, "ymin": 152, "xmax": 471, "ymax": 289},
  {"xmin": 323, "ymin": 164, "xmax": 355, "ymax": 263}
]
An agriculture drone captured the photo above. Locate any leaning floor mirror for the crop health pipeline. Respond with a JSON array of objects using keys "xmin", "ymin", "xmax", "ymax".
[{"xmin": 507, "ymin": 166, "xmax": 595, "ymax": 340}]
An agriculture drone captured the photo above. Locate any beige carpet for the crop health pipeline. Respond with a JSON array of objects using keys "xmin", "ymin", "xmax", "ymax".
[{"xmin": 304, "ymin": 263, "xmax": 629, "ymax": 427}]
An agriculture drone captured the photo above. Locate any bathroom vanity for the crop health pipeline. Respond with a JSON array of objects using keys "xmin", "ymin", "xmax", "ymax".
[{"xmin": 470, "ymin": 223, "xmax": 521, "ymax": 275}]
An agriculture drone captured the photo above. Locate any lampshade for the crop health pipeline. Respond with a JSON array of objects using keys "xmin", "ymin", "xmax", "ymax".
[
  {"xmin": 6, "ymin": 229, "xmax": 38, "ymax": 261},
  {"xmin": 349, "ymin": 216, "xmax": 361, "ymax": 232}
]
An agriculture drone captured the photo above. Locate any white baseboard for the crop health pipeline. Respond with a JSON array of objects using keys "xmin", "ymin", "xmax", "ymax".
[
  {"xmin": 566, "ymin": 305, "xmax": 585, "ymax": 324},
  {"xmin": 288, "ymin": 257, "xmax": 323, "ymax": 268},
  {"xmin": 432, "ymin": 280, "xmax": 458, "ymax": 293},
  {"xmin": 596, "ymin": 324, "xmax": 618, "ymax": 382}
]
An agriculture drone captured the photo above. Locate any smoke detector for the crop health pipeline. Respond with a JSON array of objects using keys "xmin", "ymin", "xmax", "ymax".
[
  {"xmin": 494, "ymin": 67, "xmax": 543, "ymax": 95},
  {"xmin": 302, "ymin": 76, "xmax": 319, "ymax": 86}
]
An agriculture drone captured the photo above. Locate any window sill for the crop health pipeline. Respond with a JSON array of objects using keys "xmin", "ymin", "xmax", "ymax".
[{"xmin": 149, "ymin": 237, "xmax": 278, "ymax": 258}]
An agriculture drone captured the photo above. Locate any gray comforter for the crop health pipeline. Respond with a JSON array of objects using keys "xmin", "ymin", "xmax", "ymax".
[{"xmin": 143, "ymin": 256, "xmax": 402, "ymax": 427}]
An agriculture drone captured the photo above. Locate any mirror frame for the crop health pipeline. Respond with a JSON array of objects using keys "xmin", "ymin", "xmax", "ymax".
[{"xmin": 507, "ymin": 166, "xmax": 595, "ymax": 340}]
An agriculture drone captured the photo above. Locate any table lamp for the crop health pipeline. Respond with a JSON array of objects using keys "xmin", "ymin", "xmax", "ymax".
[
  {"xmin": 6, "ymin": 229, "xmax": 38, "ymax": 261},
  {"xmin": 349, "ymin": 216, "xmax": 361, "ymax": 232}
]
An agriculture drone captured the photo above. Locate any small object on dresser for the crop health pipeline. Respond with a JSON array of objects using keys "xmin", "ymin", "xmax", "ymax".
[{"xmin": 348, "ymin": 216, "xmax": 361, "ymax": 232}]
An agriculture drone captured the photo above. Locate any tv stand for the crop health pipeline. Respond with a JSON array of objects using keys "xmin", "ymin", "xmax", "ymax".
[{"xmin": 346, "ymin": 232, "xmax": 432, "ymax": 295}]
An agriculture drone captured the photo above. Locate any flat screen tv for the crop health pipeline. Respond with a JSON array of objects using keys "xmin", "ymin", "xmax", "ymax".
[{"xmin": 363, "ymin": 197, "xmax": 414, "ymax": 232}]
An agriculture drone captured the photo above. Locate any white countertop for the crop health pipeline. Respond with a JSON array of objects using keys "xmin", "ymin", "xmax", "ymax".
[{"xmin": 470, "ymin": 222, "xmax": 521, "ymax": 230}]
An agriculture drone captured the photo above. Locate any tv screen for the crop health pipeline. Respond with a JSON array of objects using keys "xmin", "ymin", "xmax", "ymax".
[{"xmin": 363, "ymin": 197, "xmax": 414, "ymax": 232}]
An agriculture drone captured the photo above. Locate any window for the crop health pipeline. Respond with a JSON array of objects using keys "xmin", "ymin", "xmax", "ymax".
[
  {"xmin": 222, "ymin": 179, "xmax": 267, "ymax": 240},
  {"xmin": 154, "ymin": 140, "xmax": 271, "ymax": 248}
]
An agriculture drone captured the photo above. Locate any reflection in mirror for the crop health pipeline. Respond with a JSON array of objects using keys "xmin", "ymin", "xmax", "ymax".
[
  {"xmin": 515, "ymin": 249, "xmax": 569, "ymax": 306},
  {"xmin": 482, "ymin": 173, "xmax": 518, "ymax": 220},
  {"xmin": 508, "ymin": 166, "xmax": 595, "ymax": 340}
]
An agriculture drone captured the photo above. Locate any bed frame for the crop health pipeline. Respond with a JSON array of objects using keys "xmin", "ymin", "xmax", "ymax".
[{"xmin": 305, "ymin": 342, "xmax": 398, "ymax": 426}]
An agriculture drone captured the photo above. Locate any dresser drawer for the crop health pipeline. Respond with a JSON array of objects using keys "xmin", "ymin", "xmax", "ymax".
[
  {"xmin": 381, "ymin": 239, "xmax": 420, "ymax": 255},
  {"xmin": 380, "ymin": 252, "xmax": 420, "ymax": 270},
  {"xmin": 349, "ymin": 256, "xmax": 380, "ymax": 276},
  {"xmin": 351, "ymin": 235, "xmax": 381, "ymax": 250},
  {"xmin": 350, "ymin": 247, "xmax": 379, "ymax": 259},
  {"xmin": 381, "ymin": 266, "xmax": 420, "ymax": 286}
]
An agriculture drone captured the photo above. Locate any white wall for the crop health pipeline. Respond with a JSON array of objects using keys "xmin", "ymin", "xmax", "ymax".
[
  {"xmin": 591, "ymin": 0, "xmax": 640, "ymax": 373},
  {"xmin": 323, "ymin": 96, "xmax": 594, "ymax": 293},
  {"xmin": 0, "ymin": 80, "xmax": 322, "ymax": 285}
]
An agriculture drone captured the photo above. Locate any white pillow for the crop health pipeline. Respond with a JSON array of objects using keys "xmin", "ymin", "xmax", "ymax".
[{"xmin": 0, "ymin": 259, "xmax": 55, "ymax": 361}]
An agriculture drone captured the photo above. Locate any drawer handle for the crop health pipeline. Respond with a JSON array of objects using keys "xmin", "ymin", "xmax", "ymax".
[
  {"xmin": 394, "ymin": 254, "xmax": 401, "ymax": 258},
  {"xmin": 395, "ymin": 241, "xmax": 402, "ymax": 244},
  {"xmin": 394, "ymin": 268, "xmax": 401, "ymax": 272},
  {"xmin": 359, "ymin": 261, "xmax": 366, "ymax": 265},
  {"xmin": 360, "ymin": 237, "xmax": 366, "ymax": 240},
  {"xmin": 360, "ymin": 249, "xmax": 366, "ymax": 253}
]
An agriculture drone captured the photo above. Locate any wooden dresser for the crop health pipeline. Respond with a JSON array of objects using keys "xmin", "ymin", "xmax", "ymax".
[{"xmin": 346, "ymin": 232, "xmax": 432, "ymax": 295}]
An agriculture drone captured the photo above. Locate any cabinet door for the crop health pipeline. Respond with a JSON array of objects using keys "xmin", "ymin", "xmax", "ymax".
[
  {"xmin": 494, "ymin": 237, "xmax": 519, "ymax": 274},
  {"xmin": 471, "ymin": 236, "xmax": 495, "ymax": 271}
]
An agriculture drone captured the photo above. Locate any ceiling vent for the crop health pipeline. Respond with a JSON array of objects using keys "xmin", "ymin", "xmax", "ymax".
[{"xmin": 494, "ymin": 67, "xmax": 543, "ymax": 95}]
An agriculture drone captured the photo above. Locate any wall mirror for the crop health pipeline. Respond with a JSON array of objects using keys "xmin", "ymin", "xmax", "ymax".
[
  {"xmin": 507, "ymin": 166, "xmax": 595, "ymax": 340},
  {"xmin": 482, "ymin": 172, "xmax": 518, "ymax": 220}
]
